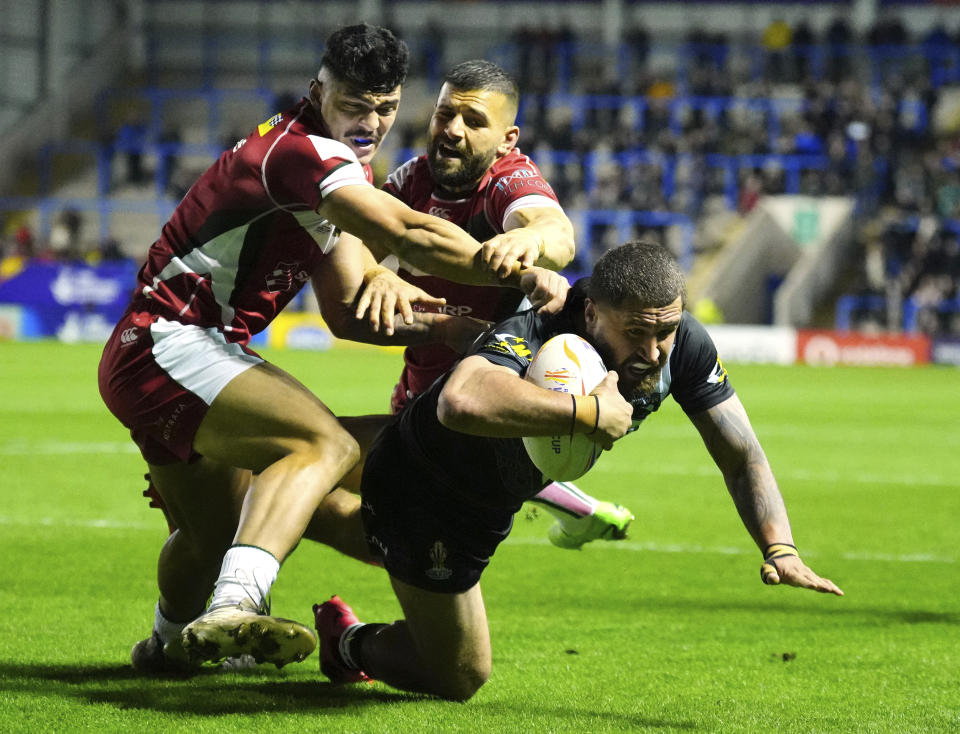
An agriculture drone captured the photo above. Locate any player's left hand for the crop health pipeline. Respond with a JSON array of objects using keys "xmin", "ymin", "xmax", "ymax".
[
  {"xmin": 356, "ymin": 266, "xmax": 446, "ymax": 335},
  {"xmin": 518, "ymin": 266, "xmax": 570, "ymax": 314},
  {"xmin": 762, "ymin": 553, "xmax": 844, "ymax": 596},
  {"xmin": 481, "ymin": 230, "xmax": 543, "ymax": 278}
]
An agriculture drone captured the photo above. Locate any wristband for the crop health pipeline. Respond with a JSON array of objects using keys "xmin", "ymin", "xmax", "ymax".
[
  {"xmin": 571, "ymin": 395, "xmax": 598, "ymax": 433},
  {"xmin": 569, "ymin": 394, "xmax": 577, "ymax": 438},
  {"xmin": 587, "ymin": 394, "xmax": 599, "ymax": 435},
  {"xmin": 760, "ymin": 542, "xmax": 799, "ymax": 585}
]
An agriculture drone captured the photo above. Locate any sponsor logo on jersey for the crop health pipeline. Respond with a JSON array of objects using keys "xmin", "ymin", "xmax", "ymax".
[
  {"xmin": 265, "ymin": 262, "xmax": 310, "ymax": 293},
  {"xmin": 484, "ymin": 335, "xmax": 532, "ymax": 359},
  {"xmin": 494, "ymin": 167, "xmax": 553, "ymax": 195},
  {"xmin": 425, "ymin": 540, "xmax": 453, "ymax": 581},
  {"xmin": 232, "ymin": 138, "xmax": 247, "ymax": 152},
  {"xmin": 440, "ymin": 304, "xmax": 473, "ymax": 316},
  {"xmin": 119, "ymin": 327, "xmax": 139, "ymax": 345},
  {"xmin": 427, "ymin": 205, "xmax": 451, "ymax": 219},
  {"xmin": 257, "ymin": 113, "xmax": 283, "ymax": 136},
  {"xmin": 707, "ymin": 358, "xmax": 728, "ymax": 384}
]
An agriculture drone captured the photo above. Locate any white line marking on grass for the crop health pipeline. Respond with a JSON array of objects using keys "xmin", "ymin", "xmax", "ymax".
[
  {"xmin": 592, "ymin": 462, "xmax": 956, "ymax": 488},
  {"xmin": 0, "ymin": 515, "xmax": 155, "ymax": 530},
  {"xmin": 0, "ymin": 517, "xmax": 953, "ymax": 564},
  {"xmin": 2, "ymin": 440, "xmax": 955, "ymax": 489},
  {"xmin": 504, "ymin": 537, "xmax": 955, "ymax": 564},
  {"xmin": 0, "ymin": 440, "xmax": 139, "ymax": 455}
]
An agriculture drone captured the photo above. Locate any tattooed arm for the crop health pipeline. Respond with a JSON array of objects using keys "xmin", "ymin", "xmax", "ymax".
[
  {"xmin": 689, "ymin": 394, "xmax": 843, "ymax": 595},
  {"xmin": 688, "ymin": 394, "xmax": 790, "ymax": 550}
]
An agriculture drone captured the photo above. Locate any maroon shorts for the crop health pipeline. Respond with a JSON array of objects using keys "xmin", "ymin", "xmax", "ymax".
[{"xmin": 98, "ymin": 310, "xmax": 263, "ymax": 465}]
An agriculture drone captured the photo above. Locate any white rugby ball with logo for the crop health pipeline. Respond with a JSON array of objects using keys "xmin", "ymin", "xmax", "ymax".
[{"xmin": 522, "ymin": 333, "xmax": 608, "ymax": 481}]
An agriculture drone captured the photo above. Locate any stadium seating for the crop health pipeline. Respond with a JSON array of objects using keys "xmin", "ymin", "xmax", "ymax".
[{"xmin": 2, "ymin": 4, "xmax": 959, "ymax": 336}]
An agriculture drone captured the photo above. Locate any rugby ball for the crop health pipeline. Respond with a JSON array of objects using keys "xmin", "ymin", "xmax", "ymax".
[{"xmin": 521, "ymin": 333, "xmax": 607, "ymax": 481}]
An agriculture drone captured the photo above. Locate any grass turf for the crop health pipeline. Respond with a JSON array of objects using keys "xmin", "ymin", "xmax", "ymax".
[{"xmin": 0, "ymin": 340, "xmax": 958, "ymax": 733}]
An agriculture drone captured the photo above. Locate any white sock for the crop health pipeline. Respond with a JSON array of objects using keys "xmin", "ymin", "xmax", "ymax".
[
  {"xmin": 208, "ymin": 545, "xmax": 279, "ymax": 611},
  {"xmin": 154, "ymin": 602, "xmax": 187, "ymax": 647}
]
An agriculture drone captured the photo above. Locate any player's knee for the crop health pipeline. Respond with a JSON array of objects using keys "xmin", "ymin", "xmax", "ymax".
[
  {"xmin": 322, "ymin": 429, "xmax": 361, "ymax": 475},
  {"xmin": 434, "ymin": 660, "xmax": 491, "ymax": 702},
  {"xmin": 297, "ymin": 426, "xmax": 361, "ymax": 476}
]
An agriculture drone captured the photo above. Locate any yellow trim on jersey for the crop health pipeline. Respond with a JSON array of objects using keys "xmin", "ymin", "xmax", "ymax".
[{"xmin": 257, "ymin": 113, "xmax": 283, "ymax": 136}]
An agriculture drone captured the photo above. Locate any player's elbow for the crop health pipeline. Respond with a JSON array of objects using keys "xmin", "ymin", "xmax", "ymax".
[
  {"xmin": 436, "ymin": 384, "xmax": 479, "ymax": 432},
  {"xmin": 318, "ymin": 302, "xmax": 357, "ymax": 341}
]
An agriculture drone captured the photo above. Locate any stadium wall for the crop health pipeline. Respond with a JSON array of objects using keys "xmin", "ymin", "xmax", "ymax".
[{"xmin": 0, "ymin": 259, "xmax": 943, "ymax": 365}]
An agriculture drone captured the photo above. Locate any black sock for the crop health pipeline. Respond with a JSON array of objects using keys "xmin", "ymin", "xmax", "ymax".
[{"xmin": 344, "ymin": 622, "xmax": 388, "ymax": 670}]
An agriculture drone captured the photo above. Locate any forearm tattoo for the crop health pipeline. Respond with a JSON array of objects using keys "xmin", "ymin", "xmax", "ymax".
[{"xmin": 692, "ymin": 398, "xmax": 789, "ymax": 545}]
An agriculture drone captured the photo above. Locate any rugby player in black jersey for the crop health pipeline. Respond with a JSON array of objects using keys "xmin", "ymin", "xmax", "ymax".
[{"xmin": 314, "ymin": 240, "xmax": 843, "ymax": 700}]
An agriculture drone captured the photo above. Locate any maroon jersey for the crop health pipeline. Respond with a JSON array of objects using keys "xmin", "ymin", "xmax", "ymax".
[
  {"xmin": 382, "ymin": 148, "xmax": 562, "ymax": 410},
  {"xmin": 130, "ymin": 98, "xmax": 373, "ymax": 344}
]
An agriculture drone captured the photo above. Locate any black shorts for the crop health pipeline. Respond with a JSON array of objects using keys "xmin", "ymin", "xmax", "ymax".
[{"xmin": 360, "ymin": 419, "xmax": 514, "ymax": 594}]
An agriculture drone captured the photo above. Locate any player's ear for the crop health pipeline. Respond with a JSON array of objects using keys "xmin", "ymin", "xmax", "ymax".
[
  {"xmin": 309, "ymin": 77, "xmax": 325, "ymax": 106},
  {"xmin": 584, "ymin": 298, "xmax": 597, "ymax": 327},
  {"xmin": 498, "ymin": 125, "xmax": 519, "ymax": 156}
]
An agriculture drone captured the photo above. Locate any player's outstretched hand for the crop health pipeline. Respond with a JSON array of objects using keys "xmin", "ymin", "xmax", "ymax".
[
  {"xmin": 356, "ymin": 266, "xmax": 446, "ymax": 335},
  {"xmin": 761, "ymin": 553, "xmax": 844, "ymax": 596},
  {"xmin": 481, "ymin": 230, "xmax": 542, "ymax": 278},
  {"xmin": 587, "ymin": 371, "xmax": 634, "ymax": 450},
  {"xmin": 518, "ymin": 266, "xmax": 570, "ymax": 314}
]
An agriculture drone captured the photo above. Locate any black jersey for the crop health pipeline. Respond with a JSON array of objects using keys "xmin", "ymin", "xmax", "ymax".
[{"xmin": 395, "ymin": 280, "xmax": 735, "ymax": 511}]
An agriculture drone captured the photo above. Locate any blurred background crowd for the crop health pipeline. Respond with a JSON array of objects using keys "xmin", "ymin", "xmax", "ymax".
[{"xmin": 2, "ymin": 0, "xmax": 960, "ymax": 337}]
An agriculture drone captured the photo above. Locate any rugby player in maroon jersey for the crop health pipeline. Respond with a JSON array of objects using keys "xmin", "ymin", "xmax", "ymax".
[
  {"xmin": 308, "ymin": 60, "xmax": 634, "ymax": 566},
  {"xmin": 100, "ymin": 25, "xmax": 567, "ymax": 673}
]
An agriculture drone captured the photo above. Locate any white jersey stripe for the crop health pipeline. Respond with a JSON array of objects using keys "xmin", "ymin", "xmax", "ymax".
[{"xmin": 502, "ymin": 194, "xmax": 564, "ymax": 231}]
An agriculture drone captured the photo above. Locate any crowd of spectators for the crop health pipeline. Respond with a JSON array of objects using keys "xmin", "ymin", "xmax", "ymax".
[
  {"xmin": 414, "ymin": 15, "xmax": 960, "ymax": 335},
  {"xmin": 0, "ymin": 212, "xmax": 124, "ymax": 268},
  {"xmin": 7, "ymin": 14, "xmax": 960, "ymax": 335}
]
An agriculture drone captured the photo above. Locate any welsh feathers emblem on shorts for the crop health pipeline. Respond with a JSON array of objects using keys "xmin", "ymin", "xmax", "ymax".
[
  {"xmin": 425, "ymin": 540, "xmax": 453, "ymax": 581},
  {"xmin": 265, "ymin": 262, "xmax": 309, "ymax": 293}
]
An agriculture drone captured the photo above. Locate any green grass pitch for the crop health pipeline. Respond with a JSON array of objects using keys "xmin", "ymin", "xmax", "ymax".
[{"xmin": 1, "ymin": 340, "xmax": 958, "ymax": 733}]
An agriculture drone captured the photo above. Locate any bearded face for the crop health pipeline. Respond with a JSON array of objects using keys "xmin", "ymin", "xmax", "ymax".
[
  {"xmin": 426, "ymin": 136, "xmax": 499, "ymax": 191},
  {"xmin": 583, "ymin": 296, "xmax": 683, "ymax": 397},
  {"xmin": 425, "ymin": 83, "xmax": 518, "ymax": 195}
]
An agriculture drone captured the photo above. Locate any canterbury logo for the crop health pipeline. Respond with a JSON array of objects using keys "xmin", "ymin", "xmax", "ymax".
[
  {"xmin": 427, "ymin": 206, "xmax": 451, "ymax": 218},
  {"xmin": 119, "ymin": 328, "xmax": 139, "ymax": 344}
]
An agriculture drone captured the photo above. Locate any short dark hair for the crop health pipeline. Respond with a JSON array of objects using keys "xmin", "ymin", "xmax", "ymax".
[
  {"xmin": 587, "ymin": 241, "xmax": 687, "ymax": 309},
  {"xmin": 444, "ymin": 60, "xmax": 519, "ymax": 109},
  {"xmin": 321, "ymin": 24, "xmax": 409, "ymax": 93}
]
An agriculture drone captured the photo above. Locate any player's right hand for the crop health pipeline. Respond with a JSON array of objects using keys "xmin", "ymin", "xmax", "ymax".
[
  {"xmin": 518, "ymin": 266, "xmax": 569, "ymax": 314},
  {"xmin": 356, "ymin": 266, "xmax": 446, "ymax": 335},
  {"xmin": 762, "ymin": 554, "xmax": 845, "ymax": 596},
  {"xmin": 587, "ymin": 371, "xmax": 634, "ymax": 450}
]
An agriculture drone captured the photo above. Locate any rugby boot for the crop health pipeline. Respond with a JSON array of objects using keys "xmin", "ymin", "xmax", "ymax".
[
  {"xmin": 313, "ymin": 595, "xmax": 373, "ymax": 684},
  {"xmin": 131, "ymin": 630, "xmax": 201, "ymax": 675},
  {"xmin": 181, "ymin": 598, "xmax": 316, "ymax": 668},
  {"xmin": 547, "ymin": 501, "xmax": 634, "ymax": 550}
]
